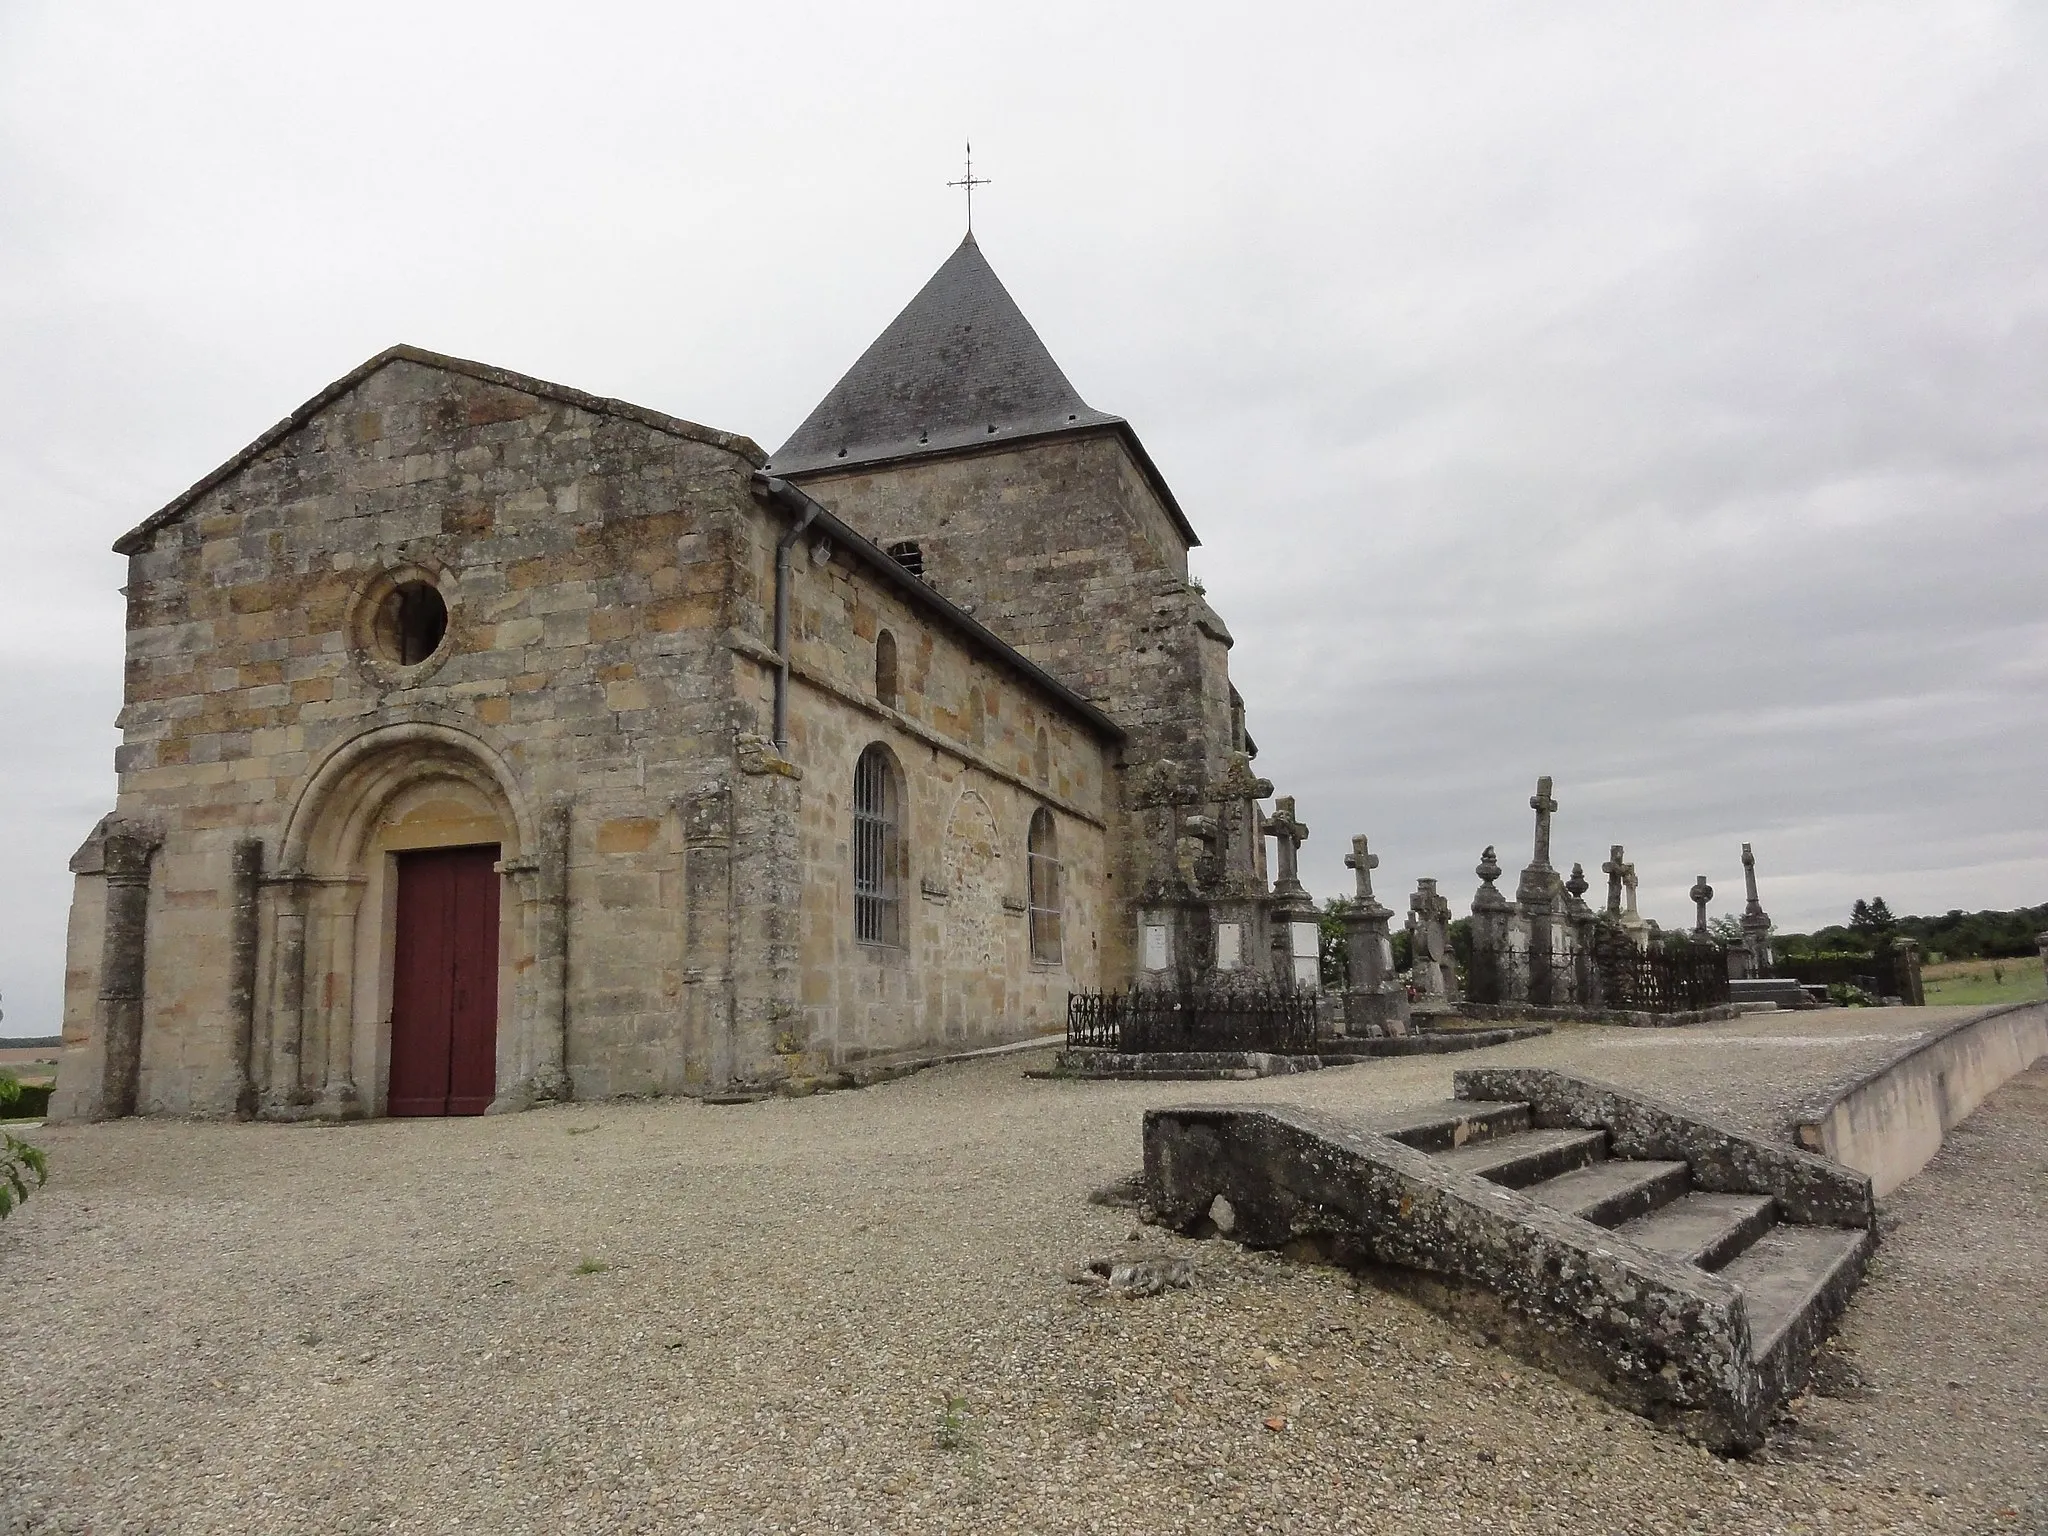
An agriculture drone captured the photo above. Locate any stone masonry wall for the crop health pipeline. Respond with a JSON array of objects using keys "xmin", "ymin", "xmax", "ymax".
[
  {"xmin": 791, "ymin": 431, "xmax": 1255, "ymax": 986},
  {"xmin": 55, "ymin": 351, "xmax": 1127, "ymax": 1118},
  {"xmin": 733, "ymin": 511, "xmax": 1113, "ymax": 1063},
  {"xmin": 60, "ymin": 355, "xmax": 759, "ymax": 1116}
]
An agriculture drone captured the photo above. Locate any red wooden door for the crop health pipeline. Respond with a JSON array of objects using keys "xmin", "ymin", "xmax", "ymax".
[{"xmin": 388, "ymin": 845, "xmax": 501, "ymax": 1116}]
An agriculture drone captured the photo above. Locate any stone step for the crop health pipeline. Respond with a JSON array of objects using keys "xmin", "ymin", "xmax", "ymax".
[
  {"xmin": 1615, "ymin": 1192, "xmax": 1778, "ymax": 1271},
  {"xmin": 1361, "ymin": 1098, "xmax": 1532, "ymax": 1153},
  {"xmin": 1522, "ymin": 1158, "xmax": 1690, "ymax": 1227},
  {"xmin": 1718, "ymin": 1224, "xmax": 1875, "ymax": 1369},
  {"xmin": 1430, "ymin": 1126, "xmax": 1608, "ymax": 1188}
]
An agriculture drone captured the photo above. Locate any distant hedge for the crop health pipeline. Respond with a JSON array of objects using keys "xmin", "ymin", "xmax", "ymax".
[{"xmin": 3, "ymin": 1083, "xmax": 51, "ymax": 1119}]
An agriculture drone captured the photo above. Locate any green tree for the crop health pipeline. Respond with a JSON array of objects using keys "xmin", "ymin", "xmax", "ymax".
[
  {"xmin": 1317, "ymin": 898, "xmax": 1354, "ymax": 988},
  {"xmin": 0, "ymin": 1069, "xmax": 49, "ymax": 1219}
]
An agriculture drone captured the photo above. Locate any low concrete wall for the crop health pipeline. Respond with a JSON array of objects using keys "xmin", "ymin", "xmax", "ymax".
[{"xmin": 1791, "ymin": 1002, "xmax": 2048, "ymax": 1197}]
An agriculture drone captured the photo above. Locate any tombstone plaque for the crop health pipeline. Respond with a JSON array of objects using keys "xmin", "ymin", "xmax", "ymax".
[
  {"xmin": 1290, "ymin": 921, "xmax": 1320, "ymax": 990},
  {"xmin": 1142, "ymin": 923, "xmax": 1169, "ymax": 973},
  {"xmin": 1215, "ymin": 921, "xmax": 1243, "ymax": 971}
]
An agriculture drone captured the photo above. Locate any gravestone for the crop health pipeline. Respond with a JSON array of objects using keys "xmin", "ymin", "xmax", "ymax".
[
  {"xmin": 1517, "ymin": 777, "xmax": 1567, "ymax": 1005},
  {"xmin": 1739, "ymin": 843, "xmax": 1775, "ymax": 975},
  {"xmin": 1340, "ymin": 834, "xmax": 1409, "ymax": 1036},
  {"xmin": 1564, "ymin": 862, "xmax": 1597, "ymax": 1004},
  {"xmin": 1408, "ymin": 877, "xmax": 1459, "ymax": 1014},
  {"xmin": 1468, "ymin": 845, "xmax": 1515, "ymax": 1004},
  {"xmin": 1261, "ymin": 796, "xmax": 1319, "ymax": 988}
]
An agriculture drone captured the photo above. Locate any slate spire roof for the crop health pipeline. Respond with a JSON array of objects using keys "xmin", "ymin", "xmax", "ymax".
[{"xmin": 769, "ymin": 232, "xmax": 1125, "ymax": 477}]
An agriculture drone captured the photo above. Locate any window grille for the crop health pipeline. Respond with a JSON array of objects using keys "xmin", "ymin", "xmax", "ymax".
[
  {"xmin": 1027, "ymin": 808, "xmax": 1062, "ymax": 965},
  {"xmin": 886, "ymin": 540, "xmax": 924, "ymax": 578},
  {"xmin": 853, "ymin": 745, "xmax": 900, "ymax": 945}
]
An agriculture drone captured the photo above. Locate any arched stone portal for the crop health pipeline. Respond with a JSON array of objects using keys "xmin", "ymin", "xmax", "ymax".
[{"xmin": 264, "ymin": 720, "xmax": 567, "ymax": 1118}]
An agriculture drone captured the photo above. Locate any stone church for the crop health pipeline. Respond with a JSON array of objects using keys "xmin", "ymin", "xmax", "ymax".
[{"xmin": 53, "ymin": 233, "xmax": 1305, "ymax": 1121}]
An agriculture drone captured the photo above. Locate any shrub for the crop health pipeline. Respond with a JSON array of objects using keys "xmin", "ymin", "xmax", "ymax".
[{"xmin": 0, "ymin": 1071, "xmax": 47, "ymax": 1218}]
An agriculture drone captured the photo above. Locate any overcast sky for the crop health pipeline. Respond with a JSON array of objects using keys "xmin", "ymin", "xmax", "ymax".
[{"xmin": 3, "ymin": 2, "xmax": 2045, "ymax": 1034}]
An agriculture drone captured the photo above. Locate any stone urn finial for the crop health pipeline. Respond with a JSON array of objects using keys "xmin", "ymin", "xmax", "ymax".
[
  {"xmin": 1476, "ymin": 845, "xmax": 1502, "ymax": 887},
  {"xmin": 1566, "ymin": 862, "xmax": 1589, "ymax": 902}
]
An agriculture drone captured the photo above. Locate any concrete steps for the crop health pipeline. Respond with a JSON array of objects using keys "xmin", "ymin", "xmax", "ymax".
[
  {"xmin": 1523, "ymin": 1156, "xmax": 1691, "ymax": 1226},
  {"xmin": 1142, "ymin": 1067, "xmax": 1877, "ymax": 1450},
  {"xmin": 1618, "ymin": 1191, "xmax": 1777, "ymax": 1269},
  {"xmin": 1431, "ymin": 1126, "xmax": 1609, "ymax": 1187},
  {"xmin": 1719, "ymin": 1224, "xmax": 1873, "ymax": 1372}
]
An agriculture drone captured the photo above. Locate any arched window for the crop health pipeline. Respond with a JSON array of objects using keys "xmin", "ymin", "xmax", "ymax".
[
  {"xmin": 1027, "ymin": 807, "xmax": 1062, "ymax": 964},
  {"xmin": 853, "ymin": 744, "xmax": 903, "ymax": 946},
  {"xmin": 875, "ymin": 629, "xmax": 899, "ymax": 710}
]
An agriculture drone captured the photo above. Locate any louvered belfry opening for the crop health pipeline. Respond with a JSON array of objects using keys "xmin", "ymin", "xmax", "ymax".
[
  {"xmin": 886, "ymin": 540, "xmax": 924, "ymax": 578},
  {"xmin": 853, "ymin": 745, "xmax": 901, "ymax": 946},
  {"xmin": 1028, "ymin": 807, "xmax": 1062, "ymax": 964}
]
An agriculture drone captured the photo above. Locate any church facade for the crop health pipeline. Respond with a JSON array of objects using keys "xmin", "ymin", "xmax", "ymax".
[{"xmin": 53, "ymin": 235, "xmax": 1298, "ymax": 1121}]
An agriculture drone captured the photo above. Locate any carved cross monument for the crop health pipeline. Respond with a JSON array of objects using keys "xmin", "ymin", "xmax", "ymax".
[
  {"xmin": 1264, "ymin": 797, "xmax": 1309, "ymax": 899},
  {"xmin": 1602, "ymin": 845, "xmax": 1628, "ymax": 916},
  {"xmin": 1690, "ymin": 874, "xmax": 1714, "ymax": 936},
  {"xmin": 1344, "ymin": 833, "xmax": 1378, "ymax": 903},
  {"xmin": 1338, "ymin": 832, "xmax": 1408, "ymax": 1037},
  {"xmin": 1739, "ymin": 842, "xmax": 1775, "ymax": 971},
  {"xmin": 1529, "ymin": 776, "xmax": 1558, "ymax": 869}
]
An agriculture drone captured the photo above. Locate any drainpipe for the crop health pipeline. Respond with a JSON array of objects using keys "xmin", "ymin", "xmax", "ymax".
[{"xmin": 762, "ymin": 477, "xmax": 818, "ymax": 753}]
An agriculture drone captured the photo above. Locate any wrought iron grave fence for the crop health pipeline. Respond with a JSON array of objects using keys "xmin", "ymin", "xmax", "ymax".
[{"xmin": 1065, "ymin": 984, "xmax": 1322, "ymax": 1054}]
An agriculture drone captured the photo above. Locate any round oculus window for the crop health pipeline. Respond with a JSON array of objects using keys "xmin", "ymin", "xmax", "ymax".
[{"xmin": 371, "ymin": 580, "xmax": 449, "ymax": 667}]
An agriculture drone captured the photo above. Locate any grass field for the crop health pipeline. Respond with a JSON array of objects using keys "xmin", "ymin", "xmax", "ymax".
[{"xmin": 1921, "ymin": 955, "xmax": 2047, "ymax": 1008}]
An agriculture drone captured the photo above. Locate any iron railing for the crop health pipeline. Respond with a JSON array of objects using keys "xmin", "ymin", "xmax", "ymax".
[
  {"xmin": 1468, "ymin": 941, "xmax": 1730, "ymax": 1012},
  {"xmin": 1065, "ymin": 985, "xmax": 1322, "ymax": 1054},
  {"xmin": 1595, "ymin": 944, "xmax": 1730, "ymax": 1012}
]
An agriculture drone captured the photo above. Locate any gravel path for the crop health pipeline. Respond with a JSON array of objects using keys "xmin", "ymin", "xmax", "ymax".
[
  {"xmin": 1773, "ymin": 1063, "xmax": 2048, "ymax": 1533},
  {"xmin": 0, "ymin": 1009, "xmax": 1996, "ymax": 1534}
]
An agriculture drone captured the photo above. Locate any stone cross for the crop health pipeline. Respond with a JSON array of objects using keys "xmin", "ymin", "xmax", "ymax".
[
  {"xmin": 1602, "ymin": 845, "xmax": 1628, "ymax": 915},
  {"xmin": 1690, "ymin": 874, "xmax": 1714, "ymax": 935},
  {"xmin": 1344, "ymin": 833, "xmax": 1378, "ymax": 903},
  {"xmin": 1741, "ymin": 842, "xmax": 1764, "ymax": 918},
  {"xmin": 1263, "ymin": 797, "xmax": 1309, "ymax": 895},
  {"xmin": 1529, "ymin": 776, "xmax": 1558, "ymax": 867}
]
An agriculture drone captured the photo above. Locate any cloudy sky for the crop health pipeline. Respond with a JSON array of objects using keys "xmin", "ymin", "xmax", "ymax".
[{"xmin": 3, "ymin": 2, "xmax": 2045, "ymax": 1033}]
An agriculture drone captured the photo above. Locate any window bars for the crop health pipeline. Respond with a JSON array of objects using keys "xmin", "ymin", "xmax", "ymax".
[{"xmin": 853, "ymin": 746, "xmax": 899, "ymax": 945}]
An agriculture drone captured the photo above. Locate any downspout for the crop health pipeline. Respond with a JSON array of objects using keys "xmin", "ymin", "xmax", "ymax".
[{"xmin": 762, "ymin": 476, "xmax": 819, "ymax": 753}]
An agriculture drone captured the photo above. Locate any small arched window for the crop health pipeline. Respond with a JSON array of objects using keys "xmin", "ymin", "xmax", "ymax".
[
  {"xmin": 853, "ymin": 744, "xmax": 903, "ymax": 946},
  {"xmin": 875, "ymin": 629, "xmax": 899, "ymax": 710},
  {"xmin": 1027, "ymin": 807, "xmax": 1062, "ymax": 965}
]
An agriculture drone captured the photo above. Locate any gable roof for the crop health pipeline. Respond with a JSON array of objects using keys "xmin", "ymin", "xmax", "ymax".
[
  {"xmin": 767, "ymin": 235, "xmax": 1199, "ymax": 547},
  {"xmin": 113, "ymin": 344, "xmax": 766, "ymax": 556}
]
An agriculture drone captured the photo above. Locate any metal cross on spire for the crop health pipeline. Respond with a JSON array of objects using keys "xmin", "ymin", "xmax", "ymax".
[{"xmin": 947, "ymin": 141, "xmax": 991, "ymax": 232}]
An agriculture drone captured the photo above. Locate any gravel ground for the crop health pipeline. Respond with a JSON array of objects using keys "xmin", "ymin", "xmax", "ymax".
[
  {"xmin": 1774, "ymin": 1063, "xmax": 2048, "ymax": 1534},
  {"xmin": 0, "ymin": 1009, "xmax": 2007, "ymax": 1535}
]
